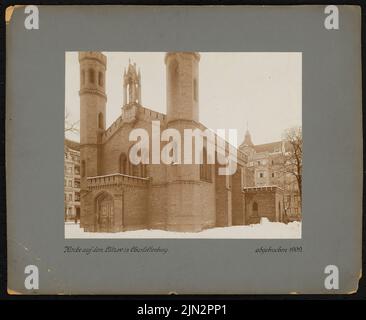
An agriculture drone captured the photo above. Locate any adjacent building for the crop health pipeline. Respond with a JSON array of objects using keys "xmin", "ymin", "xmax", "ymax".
[
  {"xmin": 64, "ymin": 139, "xmax": 81, "ymax": 221},
  {"xmin": 239, "ymin": 130, "xmax": 302, "ymax": 220}
]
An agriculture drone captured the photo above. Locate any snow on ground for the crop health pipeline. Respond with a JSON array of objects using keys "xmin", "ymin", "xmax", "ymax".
[{"xmin": 65, "ymin": 218, "xmax": 301, "ymax": 239}]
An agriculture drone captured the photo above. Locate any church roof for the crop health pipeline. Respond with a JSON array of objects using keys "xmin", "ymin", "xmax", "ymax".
[
  {"xmin": 65, "ymin": 138, "xmax": 80, "ymax": 151},
  {"xmin": 253, "ymin": 141, "xmax": 282, "ymax": 153},
  {"xmin": 240, "ymin": 129, "xmax": 293, "ymax": 154},
  {"xmin": 253, "ymin": 141, "xmax": 294, "ymax": 154}
]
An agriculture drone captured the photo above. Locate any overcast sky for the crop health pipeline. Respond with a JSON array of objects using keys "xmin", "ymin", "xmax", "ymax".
[{"xmin": 65, "ymin": 52, "xmax": 301, "ymax": 145}]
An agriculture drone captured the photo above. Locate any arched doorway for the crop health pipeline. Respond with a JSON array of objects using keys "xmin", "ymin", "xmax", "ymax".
[
  {"xmin": 95, "ymin": 192, "xmax": 114, "ymax": 232},
  {"xmin": 249, "ymin": 201, "xmax": 259, "ymax": 224}
]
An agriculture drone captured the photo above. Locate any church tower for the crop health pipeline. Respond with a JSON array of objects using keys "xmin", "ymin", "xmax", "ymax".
[
  {"xmin": 239, "ymin": 129, "xmax": 255, "ymax": 157},
  {"xmin": 243, "ymin": 129, "xmax": 254, "ymax": 147},
  {"xmin": 165, "ymin": 52, "xmax": 200, "ymax": 123},
  {"xmin": 79, "ymin": 52, "xmax": 107, "ymax": 180},
  {"xmin": 163, "ymin": 52, "xmax": 211, "ymax": 232}
]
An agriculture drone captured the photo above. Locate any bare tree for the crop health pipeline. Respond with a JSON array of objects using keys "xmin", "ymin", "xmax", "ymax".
[
  {"xmin": 65, "ymin": 108, "xmax": 79, "ymax": 135},
  {"xmin": 281, "ymin": 126, "xmax": 302, "ymax": 204}
]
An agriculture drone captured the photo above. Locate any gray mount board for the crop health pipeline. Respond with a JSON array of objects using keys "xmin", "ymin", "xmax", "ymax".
[{"xmin": 6, "ymin": 5, "xmax": 362, "ymax": 294}]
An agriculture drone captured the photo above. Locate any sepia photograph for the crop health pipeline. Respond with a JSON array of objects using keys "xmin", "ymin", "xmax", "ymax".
[
  {"xmin": 64, "ymin": 51, "xmax": 302, "ymax": 239},
  {"xmin": 5, "ymin": 4, "xmax": 362, "ymax": 296}
]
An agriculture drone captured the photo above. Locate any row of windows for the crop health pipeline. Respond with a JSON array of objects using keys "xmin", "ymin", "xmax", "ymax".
[
  {"xmin": 79, "ymin": 148, "xmax": 214, "ymax": 180},
  {"xmin": 64, "ymin": 165, "xmax": 80, "ymax": 175},
  {"xmin": 257, "ymin": 171, "xmax": 278, "ymax": 178},
  {"xmin": 64, "ymin": 165, "xmax": 73, "ymax": 175},
  {"xmin": 64, "ymin": 179, "xmax": 80, "ymax": 188},
  {"xmin": 81, "ymin": 69, "xmax": 104, "ymax": 87},
  {"xmin": 64, "ymin": 192, "xmax": 80, "ymax": 202},
  {"xmin": 119, "ymin": 153, "xmax": 147, "ymax": 178},
  {"xmin": 86, "ymin": 152, "xmax": 171, "ymax": 174},
  {"xmin": 286, "ymin": 195, "xmax": 300, "ymax": 202},
  {"xmin": 64, "ymin": 152, "xmax": 80, "ymax": 162},
  {"xmin": 252, "ymin": 159, "xmax": 277, "ymax": 166}
]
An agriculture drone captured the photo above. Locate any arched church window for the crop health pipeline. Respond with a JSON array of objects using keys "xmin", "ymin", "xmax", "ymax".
[
  {"xmin": 193, "ymin": 78, "xmax": 198, "ymax": 101},
  {"xmin": 81, "ymin": 70, "xmax": 85, "ymax": 85},
  {"xmin": 98, "ymin": 72, "xmax": 104, "ymax": 87},
  {"xmin": 252, "ymin": 202, "xmax": 258, "ymax": 216},
  {"xmin": 141, "ymin": 164, "xmax": 147, "ymax": 178},
  {"xmin": 127, "ymin": 145, "xmax": 141, "ymax": 177},
  {"xmin": 200, "ymin": 147, "xmax": 212, "ymax": 182},
  {"xmin": 98, "ymin": 112, "xmax": 104, "ymax": 129},
  {"xmin": 169, "ymin": 59, "xmax": 179, "ymax": 104},
  {"xmin": 89, "ymin": 69, "xmax": 95, "ymax": 84},
  {"xmin": 132, "ymin": 164, "xmax": 140, "ymax": 177},
  {"xmin": 119, "ymin": 153, "xmax": 127, "ymax": 174},
  {"xmin": 81, "ymin": 160, "xmax": 86, "ymax": 177}
]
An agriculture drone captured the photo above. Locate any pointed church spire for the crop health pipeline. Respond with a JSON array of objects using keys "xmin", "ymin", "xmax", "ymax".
[{"xmin": 243, "ymin": 127, "xmax": 254, "ymax": 147}]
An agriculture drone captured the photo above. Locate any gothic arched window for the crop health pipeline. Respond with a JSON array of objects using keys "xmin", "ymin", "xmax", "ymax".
[
  {"xmin": 81, "ymin": 160, "xmax": 86, "ymax": 177},
  {"xmin": 98, "ymin": 72, "xmax": 104, "ymax": 87},
  {"xmin": 252, "ymin": 202, "xmax": 258, "ymax": 216},
  {"xmin": 193, "ymin": 78, "xmax": 198, "ymax": 101},
  {"xmin": 98, "ymin": 112, "xmax": 104, "ymax": 129},
  {"xmin": 81, "ymin": 70, "xmax": 85, "ymax": 85},
  {"xmin": 119, "ymin": 153, "xmax": 127, "ymax": 174},
  {"xmin": 88, "ymin": 69, "xmax": 95, "ymax": 84},
  {"xmin": 200, "ymin": 147, "xmax": 212, "ymax": 182},
  {"xmin": 169, "ymin": 59, "xmax": 179, "ymax": 105},
  {"xmin": 132, "ymin": 164, "xmax": 140, "ymax": 177}
]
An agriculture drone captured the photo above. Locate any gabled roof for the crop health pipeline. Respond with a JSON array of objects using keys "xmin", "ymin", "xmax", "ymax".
[{"xmin": 253, "ymin": 141, "xmax": 282, "ymax": 154}]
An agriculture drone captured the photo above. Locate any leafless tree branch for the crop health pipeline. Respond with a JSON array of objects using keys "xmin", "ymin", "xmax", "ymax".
[{"xmin": 65, "ymin": 108, "xmax": 79, "ymax": 135}]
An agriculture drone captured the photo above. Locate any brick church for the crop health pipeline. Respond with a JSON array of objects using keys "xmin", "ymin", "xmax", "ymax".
[{"xmin": 78, "ymin": 51, "xmax": 285, "ymax": 233}]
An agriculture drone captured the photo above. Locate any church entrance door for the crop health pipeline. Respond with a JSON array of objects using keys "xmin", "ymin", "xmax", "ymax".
[{"xmin": 96, "ymin": 193, "xmax": 114, "ymax": 232}]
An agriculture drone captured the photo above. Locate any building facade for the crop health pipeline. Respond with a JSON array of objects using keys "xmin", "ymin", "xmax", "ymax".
[
  {"xmin": 77, "ymin": 51, "xmax": 287, "ymax": 232},
  {"xmin": 239, "ymin": 130, "xmax": 302, "ymax": 220},
  {"xmin": 64, "ymin": 139, "xmax": 81, "ymax": 221}
]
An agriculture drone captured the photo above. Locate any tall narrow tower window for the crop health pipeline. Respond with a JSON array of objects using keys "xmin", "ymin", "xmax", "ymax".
[
  {"xmin": 98, "ymin": 112, "xmax": 104, "ymax": 129},
  {"xmin": 200, "ymin": 147, "xmax": 212, "ymax": 182},
  {"xmin": 193, "ymin": 78, "xmax": 198, "ymax": 101},
  {"xmin": 81, "ymin": 70, "xmax": 85, "ymax": 85},
  {"xmin": 252, "ymin": 202, "xmax": 258, "ymax": 216},
  {"xmin": 81, "ymin": 160, "xmax": 86, "ymax": 177},
  {"xmin": 169, "ymin": 60, "xmax": 179, "ymax": 104},
  {"xmin": 98, "ymin": 72, "xmax": 104, "ymax": 87},
  {"xmin": 119, "ymin": 153, "xmax": 127, "ymax": 174},
  {"xmin": 88, "ymin": 69, "xmax": 95, "ymax": 84}
]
